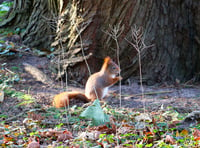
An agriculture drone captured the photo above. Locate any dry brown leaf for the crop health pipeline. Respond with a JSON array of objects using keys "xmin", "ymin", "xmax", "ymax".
[
  {"xmin": 151, "ymin": 117, "xmax": 156, "ymax": 126},
  {"xmin": 143, "ymin": 131, "xmax": 154, "ymax": 144},
  {"xmin": 193, "ymin": 128, "xmax": 200, "ymax": 141},
  {"xmin": 57, "ymin": 133, "xmax": 73, "ymax": 142},
  {"xmin": 41, "ymin": 130, "xmax": 57, "ymax": 137},
  {"xmin": 63, "ymin": 129, "xmax": 73, "ymax": 137},
  {"xmin": 88, "ymin": 123, "xmax": 116, "ymax": 134},
  {"xmin": 28, "ymin": 112, "xmax": 44, "ymax": 121},
  {"xmin": 135, "ymin": 113, "xmax": 152, "ymax": 122},
  {"xmin": 165, "ymin": 135, "xmax": 175, "ymax": 144},
  {"xmin": 176, "ymin": 130, "xmax": 180, "ymax": 137},
  {"xmin": 118, "ymin": 123, "xmax": 135, "ymax": 134},
  {"xmin": 168, "ymin": 120, "xmax": 180, "ymax": 128},
  {"xmin": 27, "ymin": 141, "xmax": 40, "ymax": 148},
  {"xmin": 3, "ymin": 135, "xmax": 16, "ymax": 144},
  {"xmin": 151, "ymin": 112, "xmax": 160, "ymax": 115},
  {"xmin": 88, "ymin": 116, "xmax": 116, "ymax": 134},
  {"xmin": 38, "ymin": 129, "xmax": 73, "ymax": 141},
  {"xmin": 79, "ymin": 131, "xmax": 101, "ymax": 140},
  {"xmin": 57, "ymin": 129, "xmax": 73, "ymax": 141},
  {"xmin": 180, "ymin": 129, "xmax": 188, "ymax": 136}
]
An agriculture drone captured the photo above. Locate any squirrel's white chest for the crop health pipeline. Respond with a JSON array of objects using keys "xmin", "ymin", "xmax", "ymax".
[{"xmin": 102, "ymin": 87, "xmax": 109, "ymax": 99}]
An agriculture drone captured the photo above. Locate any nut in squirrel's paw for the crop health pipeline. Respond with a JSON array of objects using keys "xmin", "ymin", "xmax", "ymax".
[{"xmin": 118, "ymin": 76, "xmax": 123, "ymax": 80}]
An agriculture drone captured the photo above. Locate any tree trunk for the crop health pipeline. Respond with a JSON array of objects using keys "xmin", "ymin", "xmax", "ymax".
[
  {"xmin": 2, "ymin": 0, "xmax": 200, "ymax": 84},
  {"xmin": 0, "ymin": 0, "xmax": 58, "ymax": 49}
]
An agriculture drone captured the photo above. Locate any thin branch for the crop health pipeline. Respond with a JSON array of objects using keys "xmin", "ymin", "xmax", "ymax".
[
  {"xmin": 125, "ymin": 25, "xmax": 154, "ymax": 113},
  {"xmin": 103, "ymin": 24, "xmax": 124, "ymax": 109}
]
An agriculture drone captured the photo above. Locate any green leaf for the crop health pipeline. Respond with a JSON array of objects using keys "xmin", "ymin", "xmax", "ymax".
[
  {"xmin": 0, "ymin": 40, "xmax": 5, "ymax": 43},
  {"xmin": 99, "ymin": 133, "xmax": 106, "ymax": 138},
  {"xmin": 145, "ymin": 143, "xmax": 153, "ymax": 147},
  {"xmin": 80, "ymin": 99, "xmax": 110, "ymax": 126},
  {"xmin": 136, "ymin": 144, "xmax": 143, "ymax": 148},
  {"xmin": 56, "ymin": 123, "xmax": 64, "ymax": 128}
]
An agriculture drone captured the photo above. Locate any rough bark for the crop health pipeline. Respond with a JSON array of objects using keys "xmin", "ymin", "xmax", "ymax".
[
  {"xmin": 0, "ymin": 0, "xmax": 58, "ymax": 49},
  {"xmin": 52, "ymin": 0, "xmax": 200, "ymax": 84},
  {"xmin": 0, "ymin": 0, "xmax": 32, "ymax": 28},
  {"xmin": 2, "ymin": 0, "xmax": 200, "ymax": 84},
  {"xmin": 22, "ymin": 0, "xmax": 58, "ymax": 49}
]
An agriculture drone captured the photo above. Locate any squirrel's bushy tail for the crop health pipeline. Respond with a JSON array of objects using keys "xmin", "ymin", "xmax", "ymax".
[{"xmin": 53, "ymin": 91, "xmax": 89, "ymax": 108}]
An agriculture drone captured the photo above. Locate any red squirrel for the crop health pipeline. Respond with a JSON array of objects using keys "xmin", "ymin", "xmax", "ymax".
[{"xmin": 53, "ymin": 56, "xmax": 122, "ymax": 108}]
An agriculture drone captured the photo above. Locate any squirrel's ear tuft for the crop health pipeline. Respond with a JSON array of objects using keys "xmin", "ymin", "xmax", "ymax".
[{"xmin": 104, "ymin": 56, "xmax": 111, "ymax": 63}]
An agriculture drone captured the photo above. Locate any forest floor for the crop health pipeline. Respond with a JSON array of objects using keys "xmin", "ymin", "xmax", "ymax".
[
  {"xmin": 1, "ymin": 52, "xmax": 200, "ymax": 116},
  {"xmin": 0, "ymin": 41, "xmax": 200, "ymax": 147}
]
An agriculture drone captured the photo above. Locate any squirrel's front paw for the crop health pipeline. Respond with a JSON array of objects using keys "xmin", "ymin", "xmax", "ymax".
[{"xmin": 118, "ymin": 76, "xmax": 123, "ymax": 80}]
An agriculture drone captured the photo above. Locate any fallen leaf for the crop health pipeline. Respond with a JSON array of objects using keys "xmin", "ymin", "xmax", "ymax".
[
  {"xmin": 176, "ymin": 130, "xmax": 179, "ymax": 137},
  {"xmin": 80, "ymin": 99, "xmax": 110, "ymax": 126},
  {"xmin": 88, "ymin": 116, "xmax": 116, "ymax": 134},
  {"xmin": 3, "ymin": 135, "xmax": 16, "ymax": 144},
  {"xmin": 165, "ymin": 135, "xmax": 175, "ymax": 144},
  {"xmin": 63, "ymin": 129, "xmax": 73, "ymax": 137},
  {"xmin": 96, "ymin": 141, "xmax": 104, "ymax": 147},
  {"xmin": 57, "ymin": 129, "xmax": 73, "ymax": 141},
  {"xmin": 38, "ymin": 129, "xmax": 73, "ymax": 142},
  {"xmin": 144, "ymin": 131, "xmax": 153, "ymax": 136},
  {"xmin": 193, "ymin": 128, "xmax": 200, "ymax": 141},
  {"xmin": 180, "ymin": 129, "xmax": 188, "ymax": 136},
  {"xmin": 28, "ymin": 112, "xmax": 44, "ymax": 121},
  {"xmin": 27, "ymin": 141, "xmax": 40, "ymax": 148},
  {"xmin": 118, "ymin": 123, "xmax": 134, "ymax": 134},
  {"xmin": 143, "ymin": 131, "xmax": 154, "ymax": 143},
  {"xmin": 135, "ymin": 113, "xmax": 152, "ymax": 122},
  {"xmin": 88, "ymin": 123, "xmax": 116, "ymax": 134},
  {"xmin": 168, "ymin": 120, "xmax": 180, "ymax": 128},
  {"xmin": 78, "ymin": 131, "xmax": 101, "ymax": 140},
  {"xmin": 57, "ymin": 133, "xmax": 73, "ymax": 142},
  {"xmin": 4, "ymin": 125, "xmax": 9, "ymax": 128},
  {"xmin": 152, "ymin": 117, "xmax": 156, "ymax": 126},
  {"xmin": 195, "ymin": 137, "xmax": 200, "ymax": 141}
]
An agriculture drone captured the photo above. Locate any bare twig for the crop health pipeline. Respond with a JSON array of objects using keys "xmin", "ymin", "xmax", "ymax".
[
  {"xmin": 125, "ymin": 25, "xmax": 154, "ymax": 113},
  {"xmin": 51, "ymin": 15, "xmax": 71, "ymax": 128},
  {"xmin": 75, "ymin": 26, "xmax": 92, "ymax": 76},
  {"xmin": 5, "ymin": 112, "xmax": 25, "ymax": 122},
  {"xmin": 103, "ymin": 23, "xmax": 124, "ymax": 108},
  {"xmin": 103, "ymin": 23, "xmax": 124, "ymax": 148}
]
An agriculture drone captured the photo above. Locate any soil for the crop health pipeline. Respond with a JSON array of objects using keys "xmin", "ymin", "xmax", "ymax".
[{"xmin": 0, "ymin": 52, "xmax": 200, "ymax": 123}]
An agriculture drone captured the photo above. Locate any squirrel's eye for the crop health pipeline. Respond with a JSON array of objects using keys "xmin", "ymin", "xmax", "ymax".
[{"xmin": 112, "ymin": 66, "xmax": 116, "ymax": 70}]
